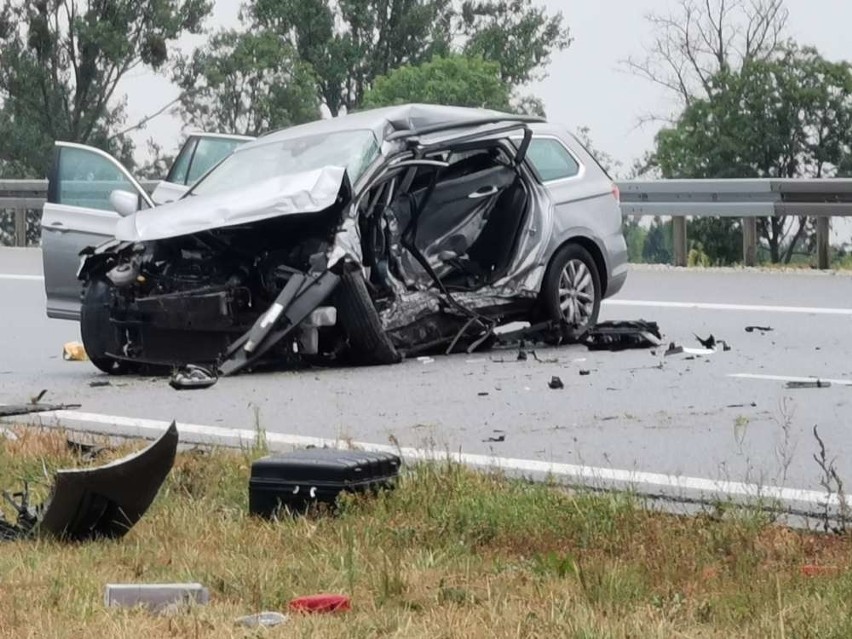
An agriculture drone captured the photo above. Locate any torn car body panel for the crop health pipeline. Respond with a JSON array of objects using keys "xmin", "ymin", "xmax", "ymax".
[
  {"xmin": 0, "ymin": 423, "xmax": 178, "ymax": 542},
  {"xmin": 64, "ymin": 104, "xmax": 628, "ymax": 376}
]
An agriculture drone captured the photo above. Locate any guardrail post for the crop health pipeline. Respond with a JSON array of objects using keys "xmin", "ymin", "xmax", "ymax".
[
  {"xmin": 816, "ymin": 217, "xmax": 830, "ymax": 270},
  {"xmin": 742, "ymin": 217, "xmax": 758, "ymax": 266},
  {"xmin": 14, "ymin": 208, "xmax": 26, "ymax": 247},
  {"xmin": 672, "ymin": 216, "xmax": 687, "ymax": 267}
]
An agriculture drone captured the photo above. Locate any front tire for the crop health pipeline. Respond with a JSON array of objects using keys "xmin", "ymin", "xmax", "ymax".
[
  {"xmin": 80, "ymin": 278, "xmax": 130, "ymax": 375},
  {"xmin": 540, "ymin": 243, "xmax": 602, "ymax": 341},
  {"xmin": 334, "ymin": 271, "xmax": 401, "ymax": 365}
]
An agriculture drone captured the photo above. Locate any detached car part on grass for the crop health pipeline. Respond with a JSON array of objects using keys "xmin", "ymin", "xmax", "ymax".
[
  {"xmin": 0, "ymin": 423, "xmax": 178, "ymax": 542},
  {"xmin": 62, "ymin": 104, "xmax": 628, "ymax": 377}
]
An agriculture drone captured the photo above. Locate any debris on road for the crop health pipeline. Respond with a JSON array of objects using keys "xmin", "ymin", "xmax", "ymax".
[
  {"xmin": 727, "ymin": 402, "xmax": 758, "ymax": 408},
  {"xmin": 0, "ymin": 422, "xmax": 178, "ymax": 542},
  {"xmin": 477, "ymin": 391, "xmax": 489, "ymax": 396},
  {"xmin": 0, "ymin": 402, "xmax": 81, "ymax": 418},
  {"xmin": 579, "ymin": 369, "xmax": 591, "ymax": 376},
  {"xmin": 169, "ymin": 364, "xmax": 218, "ymax": 390},
  {"xmin": 582, "ymin": 320, "xmax": 662, "ymax": 351},
  {"xmin": 665, "ymin": 342, "xmax": 716, "ymax": 357},
  {"xmin": 249, "ymin": 449, "xmax": 401, "ymax": 518},
  {"xmin": 484, "ymin": 434, "xmax": 506, "ymax": 443},
  {"xmin": 235, "ymin": 611, "xmax": 289, "ymax": 628},
  {"xmin": 548, "ymin": 376, "xmax": 564, "ymax": 389},
  {"xmin": 104, "ymin": 583, "xmax": 209, "ymax": 612},
  {"xmin": 417, "ymin": 356, "xmax": 435, "ymax": 364},
  {"xmin": 62, "ymin": 341, "xmax": 88, "ymax": 361},
  {"xmin": 289, "ymin": 594, "xmax": 351, "ymax": 614},
  {"xmin": 88, "ymin": 380, "xmax": 111, "ymax": 388},
  {"xmin": 695, "ymin": 334, "xmax": 716, "ymax": 349},
  {"xmin": 786, "ymin": 380, "xmax": 831, "ymax": 389},
  {"xmin": 745, "ymin": 325, "xmax": 774, "ymax": 333}
]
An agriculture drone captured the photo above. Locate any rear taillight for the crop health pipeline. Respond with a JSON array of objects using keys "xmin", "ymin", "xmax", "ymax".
[{"xmin": 611, "ymin": 183, "xmax": 620, "ymax": 203}]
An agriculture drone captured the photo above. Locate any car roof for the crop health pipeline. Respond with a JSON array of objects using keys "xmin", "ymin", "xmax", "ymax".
[{"xmin": 241, "ymin": 104, "xmax": 543, "ymax": 150}]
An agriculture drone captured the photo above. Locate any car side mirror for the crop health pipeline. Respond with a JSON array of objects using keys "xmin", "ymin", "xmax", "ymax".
[{"xmin": 110, "ymin": 189, "xmax": 141, "ymax": 217}]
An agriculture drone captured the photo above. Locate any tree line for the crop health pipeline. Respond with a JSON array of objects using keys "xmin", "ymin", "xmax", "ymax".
[{"xmin": 1, "ymin": 0, "xmax": 850, "ymax": 263}]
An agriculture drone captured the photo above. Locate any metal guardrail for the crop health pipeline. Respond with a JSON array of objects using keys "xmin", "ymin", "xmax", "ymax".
[
  {"xmin": 3, "ymin": 177, "xmax": 852, "ymax": 268},
  {"xmin": 618, "ymin": 178, "xmax": 852, "ymax": 269}
]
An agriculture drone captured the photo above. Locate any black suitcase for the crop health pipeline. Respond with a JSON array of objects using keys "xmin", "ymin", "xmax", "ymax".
[{"xmin": 249, "ymin": 448, "xmax": 402, "ymax": 517}]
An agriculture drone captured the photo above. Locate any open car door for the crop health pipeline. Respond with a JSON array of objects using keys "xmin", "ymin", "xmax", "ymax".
[
  {"xmin": 41, "ymin": 133, "xmax": 253, "ymax": 320},
  {"xmin": 42, "ymin": 142, "xmax": 154, "ymax": 320},
  {"xmin": 150, "ymin": 133, "xmax": 253, "ymax": 204}
]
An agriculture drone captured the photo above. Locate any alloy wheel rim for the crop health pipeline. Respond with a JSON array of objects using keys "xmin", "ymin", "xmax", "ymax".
[{"xmin": 558, "ymin": 259, "xmax": 595, "ymax": 327}]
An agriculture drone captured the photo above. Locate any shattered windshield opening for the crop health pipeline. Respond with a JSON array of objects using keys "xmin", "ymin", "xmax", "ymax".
[{"xmin": 190, "ymin": 129, "xmax": 380, "ymax": 197}]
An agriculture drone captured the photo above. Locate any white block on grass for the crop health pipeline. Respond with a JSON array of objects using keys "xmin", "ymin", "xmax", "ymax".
[{"xmin": 104, "ymin": 583, "xmax": 209, "ymax": 611}]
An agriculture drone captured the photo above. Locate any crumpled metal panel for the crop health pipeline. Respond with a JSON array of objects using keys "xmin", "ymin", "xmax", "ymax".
[
  {"xmin": 38, "ymin": 422, "xmax": 179, "ymax": 541},
  {"xmin": 114, "ymin": 167, "xmax": 347, "ymax": 242}
]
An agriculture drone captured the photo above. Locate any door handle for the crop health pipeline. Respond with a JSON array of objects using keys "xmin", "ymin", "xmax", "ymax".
[{"xmin": 468, "ymin": 186, "xmax": 499, "ymax": 199}]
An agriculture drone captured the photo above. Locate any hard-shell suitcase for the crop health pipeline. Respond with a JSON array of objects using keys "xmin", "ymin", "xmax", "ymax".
[{"xmin": 249, "ymin": 448, "xmax": 401, "ymax": 517}]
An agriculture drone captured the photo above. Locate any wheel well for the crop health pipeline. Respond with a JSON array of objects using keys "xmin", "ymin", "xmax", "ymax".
[{"xmin": 557, "ymin": 237, "xmax": 608, "ymax": 295}]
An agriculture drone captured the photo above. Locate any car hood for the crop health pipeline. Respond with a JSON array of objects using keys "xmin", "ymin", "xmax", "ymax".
[{"xmin": 115, "ymin": 166, "xmax": 347, "ymax": 242}]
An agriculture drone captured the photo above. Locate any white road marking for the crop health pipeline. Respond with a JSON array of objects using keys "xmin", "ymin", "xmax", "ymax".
[
  {"xmin": 729, "ymin": 373, "xmax": 852, "ymax": 386},
  {"xmin": 605, "ymin": 299, "xmax": 852, "ymax": 315},
  {"xmin": 0, "ymin": 274, "xmax": 43, "ymax": 281},
  {"xmin": 3, "ymin": 408, "xmax": 848, "ymax": 511}
]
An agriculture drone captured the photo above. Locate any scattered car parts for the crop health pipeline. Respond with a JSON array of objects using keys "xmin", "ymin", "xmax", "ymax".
[
  {"xmin": 786, "ymin": 380, "xmax": 831, "ymax": 389},
  {"xmin": 581, "ymin": 320, "xmax": 662, "ymax": 351},
  {"xmin": 0, "ymin": 402, "xmax": 81, "ymax": 418},
  {"xmin": 745, "ymin": 325, "xmax": 774, "ymax": 333},
  {"xmin": 0, "ymin": 422, "xmax": 178, "ymax": 542},
  {"xmin": 169, "ymin": 364, "xmax": 218, "ymax": 390}
]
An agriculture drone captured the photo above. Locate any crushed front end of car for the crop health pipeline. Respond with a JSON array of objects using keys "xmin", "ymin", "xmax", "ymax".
[{"xmin": 77, "ymin": 167, "xmax": 367, "ymax": 376}]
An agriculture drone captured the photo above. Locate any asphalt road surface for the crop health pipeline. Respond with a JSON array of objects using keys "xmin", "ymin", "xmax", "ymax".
[{"xmin": 2, "ymin": 247, "xmax": 852, "ymax": 496}]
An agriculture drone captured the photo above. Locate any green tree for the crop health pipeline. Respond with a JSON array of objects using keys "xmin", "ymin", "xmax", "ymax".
[
  {"xmin": 655, "ymin": 46, "xmax": 852, "ymax": 263},
  {"xmin": 245, "ymin": 0, "xmax": 570, "ymax": 115},
  {"xmin": 0, "ymin": 0, "xmax": 210, "ymax": 177},
  {"xmin": 642, "ymin": 217, "xmax": 673, "ymax": 264},
  {"xmin": 361, "ymin": 54, "xmax": 511, "ymax": 111},
  {"xmin": 175, "ymin": 30, "xmax": 319, "ymax": 136},
  {"xmin": 622, "ymin": 217, "xmax": 647, "ymax": 263}
]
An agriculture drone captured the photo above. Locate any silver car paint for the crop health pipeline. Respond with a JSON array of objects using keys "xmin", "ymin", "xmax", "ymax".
[
  {"xmin": 43, "ymin": 105, "xmax": 627, "ymax": 322},
  {"xmin": 42, "ymin": 134, "xmax": 252, "ymax": 320}
]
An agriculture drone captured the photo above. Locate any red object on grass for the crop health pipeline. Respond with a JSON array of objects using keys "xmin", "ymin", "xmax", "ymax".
[
  {"xmin": 289, "ymin": 593, "xmax": 351, "ymax": 613},
  {"xmin": 801, "ymin": 564, "xmax": 840, "ymax": 577}
]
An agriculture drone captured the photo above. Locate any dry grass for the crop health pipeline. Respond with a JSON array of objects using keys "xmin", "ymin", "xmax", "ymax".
[{"xmin": 1, "ymin": 427, "xmax": 852, "ymax": 638}]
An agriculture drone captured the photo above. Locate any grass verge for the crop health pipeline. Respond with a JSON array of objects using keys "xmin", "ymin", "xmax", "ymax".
[{"xmin": 1, "ymin": 427, "xmax": 852, "ymax": 638}]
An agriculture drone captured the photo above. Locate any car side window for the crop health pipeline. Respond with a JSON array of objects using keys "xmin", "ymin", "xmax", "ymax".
[
  {"xmin": 55, "ymin": 147, "xmax": 139, "ymax": 211},
  {"xmin": 526, "ymin": 138, "xmax": 580, "ymax": 182},
  {"xmin": 165, "ymin": 137, "xmax": 198, "ymax": 185},
  {"xmin": 186, "ymin": 138, "xmax": 244, "ymax": 185}
]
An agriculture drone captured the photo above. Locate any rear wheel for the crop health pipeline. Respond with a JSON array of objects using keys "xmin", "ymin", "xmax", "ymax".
[
  {"xmin": 80, "ymin": 278, "xmax": 130, "ymax": 375},
  {"xmin": 540, "ymin": 243, "xmax": 602, "ymax": 341},
  {"xmin": 334, "ymin": 271, "xmax": 401, "ymax": 365}
]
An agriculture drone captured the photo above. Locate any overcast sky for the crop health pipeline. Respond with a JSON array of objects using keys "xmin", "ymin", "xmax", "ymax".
[{"xmin": 118, "ymin": 0, "xmax": 851, "ymax": 172}]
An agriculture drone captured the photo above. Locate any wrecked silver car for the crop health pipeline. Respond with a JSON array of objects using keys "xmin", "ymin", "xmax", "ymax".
[{"xmin": 43, "ymin": 104, "xmax": 628, "ymax": 376}]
